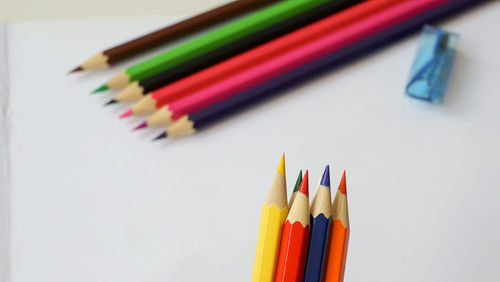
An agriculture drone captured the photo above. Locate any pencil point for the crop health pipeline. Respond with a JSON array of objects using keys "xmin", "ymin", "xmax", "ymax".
[
  {"xmin": 299, "ymin": 170, "xmax": 309, "ymax": 196},
  {"xmin": 92, "ymin": 84, "xmax": 109, "ymax": 94},
  {"xmin": 338, "ymin": 170, "xmax": 347, "ymax": 195},
  {"xmin": 133, "ymin": 121, "xmax": 148, "ymax": 131},
  {"xmin": 152, "ymin": 132, "xmax": 167, "ymax": 141},
  {"xmin": 68, "ymin": 66, "xmax": 82, "ymax": 74},
  {"xmin": 119, "ymin": 109, "xmax": 132, "ymax": 119},
  {"xmin": 104, "ymin": 99, "xmax": 117, "ymax": 106},
  {"xmin": 320, "ymin": 165, "xmax": 330, "ymax": 187},
  {"xmin": 277, "ymin": 153, "xmax": 285, "ymax": 177},
  {"xmin": 293, "ymin": 170, "xmax": 303, "ymax": 192}
]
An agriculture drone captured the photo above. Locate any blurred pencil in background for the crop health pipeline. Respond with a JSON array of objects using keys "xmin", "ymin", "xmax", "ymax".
[{"xmin": 69, "ymin": 0, "xmax": 279, "ymax": 73}]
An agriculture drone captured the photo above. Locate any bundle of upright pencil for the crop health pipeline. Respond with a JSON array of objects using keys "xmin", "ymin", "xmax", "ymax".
[
  {"xmin": 71, "ymin": 0, "xmax": 486, "ymax": 141},
  {"xmin": 252, "ymin": 154, "xmax": 349, "ymax": 282}
]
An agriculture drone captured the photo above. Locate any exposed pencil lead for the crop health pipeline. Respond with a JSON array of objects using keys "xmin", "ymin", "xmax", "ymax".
[
  {"xmin": 320, "ymin": 165, "xmax": 331, "ymax": 188},
  {"xmin": 338, "ymin": 171, "xmax": 347, "ymax": 195},
  {"xmin": 299, "ymin": 170, "xmax": 309, "ymax": 196},
  {"xmin": 68, "ymin": 66, "xmax": 82, "ymax": 74},
  {"xmin": 119, "ymin": 109, "xmax": 132, "ymax": 119},
  {"xmin": 133, "ymin": 121, "xmax": 148, "ymax": 131},
  {"xmin": 152, "ymin": 132, "xmax": 167, "ymax": 141},
  {"xmin": 91, "ymin": 84, "xmax": 109, "ymax": 94},
  {"xmin": 104, "ymin": 99, "xmax": 118, "ymax": 106},
  {"xmin": 293, "ymin": 170, "xmax": 303, "ymax": 192}
]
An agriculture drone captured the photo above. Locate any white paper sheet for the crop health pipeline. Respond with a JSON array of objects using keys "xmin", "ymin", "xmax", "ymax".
[
  {"xmin": 5, "ymin": 2, "xmax": 500, "ymax": 282},
  {"xmin": 0, "ymin": 21, "xmax": 11, "ymax": 282}
]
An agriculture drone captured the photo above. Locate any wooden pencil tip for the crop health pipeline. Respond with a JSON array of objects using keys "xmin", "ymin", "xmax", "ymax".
[
  {"xmin": 299, "ymin": 170, "xmax": 309, "ymax": 196},
  {"xmin": 338, "ymin": 170, "xmax": 347, "ymax": 195},
  {"xmin": 292, "ymin": 170, "xmax": 303, "ymax": 192},
  {"xmin": 277, "ymin": 153, "xmax": 286, "ymax": 177},
  {"xmin": 68, "ymin": 66, "xmax": 82, "ymax": 74},
  {"xmin": 119, "ymin": 109, "xmax": 132, "ymax": 119},
  {"xmin": 152, "ymin": 132, "xmax": 167, "ymax": 141}
]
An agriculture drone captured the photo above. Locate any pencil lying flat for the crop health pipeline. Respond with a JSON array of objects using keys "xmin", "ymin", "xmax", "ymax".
[
  {"xmin": 304, "ymin": 165, "xmax": 332, "ymax": 282},
  {"xmin": 138, "ymin": 0, "xmax": 442, "ymax": 129},
  {"xmin": 275, "ymin": 170, "xmax": 310, "ymax": 282},
  {"xmin": 94, "ymin": 0, "xmax": 330, "ymax": 91},
  {"xmin": 251, "ymin": 154, "xmax": 288, "ymax": 282},
  {"xmin": 323, "ymin": 171, "xmax": 349, "ymax": 282},
  {"xmin": 108, "ymin": 0, "xmax": 363, "ymax": 104},
  {"xmin": 69, "ymin": 0, "xmax": 279, "ymax": 73},
  {"xmin": 152, "ymin": 0, "xmax": 480, "ymax": 140},
  {"xmin": 126, "ymin": 0, "xmax": 395, "ymax": 118}
]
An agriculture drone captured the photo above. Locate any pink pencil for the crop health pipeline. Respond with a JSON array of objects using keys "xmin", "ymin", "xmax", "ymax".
[{"xmin": 143, "ymin": 0, "xmax": 448, "ymax": 127}]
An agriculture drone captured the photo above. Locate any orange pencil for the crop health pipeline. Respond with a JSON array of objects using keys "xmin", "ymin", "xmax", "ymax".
[
  {"xmin": 323, "ymin": 171, "xmax": 350, "ymax": 282},
  {"xmin": 275, "ymin": 170, "xmax": 310, "ymax": 282}
]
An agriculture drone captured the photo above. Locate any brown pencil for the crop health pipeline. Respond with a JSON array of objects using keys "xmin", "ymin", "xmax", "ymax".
[{"xmin": 69, "ymin": 0, "xmax": 279, "ymax": 73}]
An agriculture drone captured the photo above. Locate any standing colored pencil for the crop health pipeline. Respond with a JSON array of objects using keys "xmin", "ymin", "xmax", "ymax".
[
  {"xmin": 94, "ymin": 0, "xmax": 330, "ymax": 92},
  {"xmin": 275, "ymin": 170, "xmax": 310, "ymax": 282},
  {"xmin": 108, "ymin": 0, "xmax": 363, "ymax": 104},
  {"xmin": 126, "ymin": 0, "xmax": 396, "ymax": 119},
  {"xmin": 288, "ymin": 170, "xmax": 303, "ymax": 208},
  {"xmin": 143, "ymin": 0, "xmax": 446, "ymax": 132},
  {"xmin": 152, "ymin": 0, "xmax": 480, "ymax": 140},
  {"xmin": 70, "ymin": 0, "xmax": 279, "ymax": 73},
  {"xmin": 323, "ymin": 171, "xmax": 349, "ymax": 282},
  {"xmin": 252, "ymin": 154, "xmax": 288, "ymax": 282},
  {"xmin": 303, "ymin": 165, "xmax": 332, "ymax": 282}
]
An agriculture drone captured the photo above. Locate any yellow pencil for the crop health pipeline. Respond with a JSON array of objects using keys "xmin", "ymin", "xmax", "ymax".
[{"xmin": 252, "ymin": 153, "xmax": 288, "ymax": 282}]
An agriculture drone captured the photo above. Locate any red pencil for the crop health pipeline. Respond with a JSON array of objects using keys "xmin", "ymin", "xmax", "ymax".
[{"xmin": 275, "ymin": 170, "xmax": 310, "ymax": 282}]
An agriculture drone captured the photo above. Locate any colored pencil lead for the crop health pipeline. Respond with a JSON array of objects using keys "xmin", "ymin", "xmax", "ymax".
[
  {"xmin": 119, "ymin": 109, "xmax": 132, "ymax": 119},
  {"xmin": 321, "ymin": 165, "xmax": 331, "ymax": 187},
  {"xmin": 152, "ymin": 132, "xmax": 167, "ymax": 141},
  {"xmin": 104, "ymin": 99, "xmax": 118, "ymax": 106},
  {"xmin": 339, "ymin": 170, "xmax": 346, "ymax": 195},
  {"xmin": 92, "ymin": 84, "xmax": 109, "ymax": 94},
  {"xmin": 294, "ymin": 170, "xmax": 303, "ymax": 192},
  {"xmin": 68, "ymin": 66, "xmax": 82, "ymax": 74},
  {"xmin": 299, "ymin": 170, "xmax": 309, "ymax": 196},
  {"xmin": 133, "ymin": 121, "xmax": 148, "ymax": 131}
]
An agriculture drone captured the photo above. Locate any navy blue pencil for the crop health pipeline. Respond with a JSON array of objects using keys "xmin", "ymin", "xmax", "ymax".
[
  {"xmin": 153, "ymin": 0, "xmax": 486, "ymax": 140},
  {"xmin": 303, "ymin": 165, "xmax": 332, "ymax": 282}
]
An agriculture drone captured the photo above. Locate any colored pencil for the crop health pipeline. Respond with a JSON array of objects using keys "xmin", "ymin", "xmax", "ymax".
[
  {"xmin": 152, "ymin": 0, "xmax": 480, "ymax": 140},
  {"xmin": 251, "ymin": 153, "xmax": 288, "ymax": 282},
  {"xmin": 107, "ymin": 0, "xmax": 363, "ymax": 104},
  {"xmin": 125, "ymin": 0, "xmax": 397, "ymax": 119},
  {"xmin": 275, "ymin": 170, "xmax": 310, "ymax": 282},
  {"xmin": 141, "ymin": 0, "xmax": 445, "ymax": 132},
  {"xmin": 303, "ymin": 165, "xmax": 332, "ymax": 282},
  {"xmin": 288, "ymin": 170, "xmax": 303, "ymax": 208},
  {"xmin": 93, "ymin": 0, "xmax": 330, "ymax": 92},
  {"xmin": 69, "ymin": 0, "xmax": 279, "ymax": 73},
  {"xmin": 323, "ymin": 171, "xmax": 349, "ymax": 282}
]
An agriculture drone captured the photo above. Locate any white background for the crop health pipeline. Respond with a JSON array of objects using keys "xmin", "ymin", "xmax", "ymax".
[{"xmin": 3, "ymin": 1, "xmax": 500, "ymax": 282}]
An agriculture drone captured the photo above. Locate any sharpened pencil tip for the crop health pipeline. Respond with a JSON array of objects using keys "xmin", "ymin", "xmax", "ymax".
[
  {"xmin": 293, "ymin": 170, "xmax": 303, "ymax": 192},
  {"xmin": 152, "ymin": 132, "xmax": 167, "ymax": 141},
  {"xmin": 92, "ymin": 84, "xmax": 109, "ymax": 94},
  {"xmin": 68, "ymin": 66, "xmax": 82, "ymax": 74},
  {"xmin": 338, "ymin": 170, "xmax": 347, "ymax": 195},
  {"xmin": 321, "ymin": 165, "xmax": 330, "ymax": 187},
  {"xmin": 119, "ymin": 109, "xmax": 132, "ymax": 119},
  {"xmin": 299, "ymin": 170, "xmax": 309, "ymax": 196},
  {"xmin": 104, "ymin": 99, "xmax": 118, "ymax": 106},
  {"xmin": 133, "ymin": 121, "xmax": 148, "ymax": 131}
]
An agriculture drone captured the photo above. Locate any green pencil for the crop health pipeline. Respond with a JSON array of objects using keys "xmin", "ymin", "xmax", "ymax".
[{"xmin": 94, "ymin": 0, "xmax": 330, "ymax": 93}]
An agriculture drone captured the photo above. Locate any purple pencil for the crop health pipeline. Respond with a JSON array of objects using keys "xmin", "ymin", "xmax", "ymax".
[{"xmin": 153, "ymin": 0, "xmax": 486, "ymax": 140}]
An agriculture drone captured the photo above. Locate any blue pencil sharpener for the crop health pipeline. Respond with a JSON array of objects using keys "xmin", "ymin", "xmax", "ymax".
[{"xmin": 406, "ymin": 25, "xmax": 459, "ymax": 103}]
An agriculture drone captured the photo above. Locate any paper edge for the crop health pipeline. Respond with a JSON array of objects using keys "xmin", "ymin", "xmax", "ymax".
[{"xmin": 0, "ymin": 21, "xmax": 11, "ymax": 282}]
